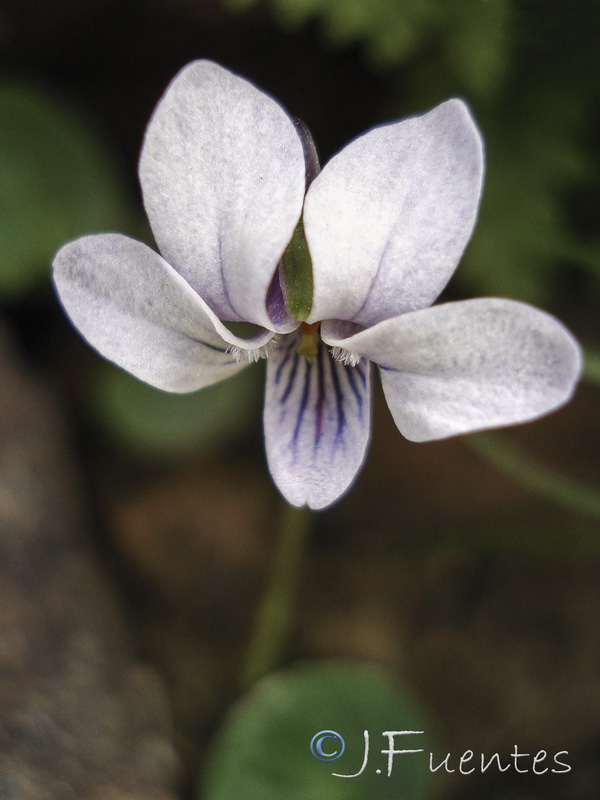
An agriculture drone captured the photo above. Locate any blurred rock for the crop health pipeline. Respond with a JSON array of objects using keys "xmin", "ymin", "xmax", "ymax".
[
  {"xmin": 0, "ymin": 325, "xmax": 180, "ymax": 800},
  {"xmin": 109, "ymin": 459, "xmax": 273, "ymax": 772}
]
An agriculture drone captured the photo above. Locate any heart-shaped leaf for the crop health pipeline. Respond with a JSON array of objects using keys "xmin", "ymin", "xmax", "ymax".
[{"xmin": 200, "ymin": 661, "xmax": 434, "ymax": 800}]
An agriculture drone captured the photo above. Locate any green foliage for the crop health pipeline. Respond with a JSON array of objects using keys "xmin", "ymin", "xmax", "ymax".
[
  {"xmin": 0, "ymin": 83, "xmax": 132, "ymax": 298},
  {"xmin": 460, "ymin": 88, "xmax": 591, "ymax": 303},
  {"xmin": 90, "ymin": 364, "xmax": 261, "ymax": 457},
  {"xmin": 583, "ymin": 349, "xmax": 600, "ymax": 389},
  {"xmin": 224, "ymin": 0, "xmax": 512, "ymax": 92},
  {"xmin": 201, "ymin": 661, "xmax": 434, "ymax": 800}
]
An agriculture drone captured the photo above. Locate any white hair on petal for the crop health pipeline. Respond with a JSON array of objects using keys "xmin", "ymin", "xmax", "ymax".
[
  {"xmin": 330, "ymin": 346, "xmax": 362, "ymax": 367},
  {"xmin": 227, "ymin": 335, "xmax": 280, "ymax": 363}
]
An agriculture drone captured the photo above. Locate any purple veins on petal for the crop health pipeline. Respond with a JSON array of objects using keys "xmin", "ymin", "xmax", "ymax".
[
  {"xmin": 264, "ymin": 333, "xmax": 372, "ymax": 509},
  {"xmin": 327, "ymin": 347, "xmax": 347, "ymax": 443},
  {"xmin": 278, "ymin": 340, "xmax": 300, "ymax": 403},
  {"xmin": 314, "ymin": 345, "xmax": 326, "ymax": 446},
  {"xmin": 271, "ymin": 333, "xmax": 367, "ymax": 456},
  {"xmin": 293, "ymin": 356, "xmax": 312, "ymax": 446},
  {"xmin": 344, "ymin": 359, "xmax": 367, "ymax": 410},
  {"xmin": 189, "ymin": 336, "xmax": 229, "ymax": 354}
]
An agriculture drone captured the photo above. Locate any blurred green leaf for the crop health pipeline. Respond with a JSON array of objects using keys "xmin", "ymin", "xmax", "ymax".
[
  {"xmin": 90, "ymin": 364, "xmax": 261, "ymax": 457},
  {"xmin": 201, "ymin": 661, "xmax": 434, "ymax": 800},
  {"xmin": 409, "ymin": 2, "xmax": 599, "ymax": 302},
  {"xmin": 583, "ymin": 349, "xmax": 600, "ymax": 388},
  {"xmin": 223, "ymin": 0, "xmax": 511, "ymax": 86},
  {"xmin": 459, "ymin": 88, "xmax": 591, "ymax": 303},
  {"xmin": 0, "ymin": 83, "xmax": 133, "ymax": 297}
]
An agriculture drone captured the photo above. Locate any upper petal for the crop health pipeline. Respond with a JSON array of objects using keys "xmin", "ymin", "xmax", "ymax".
[
  {"xmin": 139, "ymin": 60, "xmax": 306, "ymax": 328},
  {"xmin": 304, "ymin": 99, "xmax": 484, "ymax": 326},
  {"xmin": 52, "ymin": 233, "xmax": 262, "ymax": 393},
  {"xmin": 322, "ymin": 299, "xmax": 581, "ymax": 441},
  {"xmin": 264, "ymin": 335, "xmax": 371, "ymax": 510}
]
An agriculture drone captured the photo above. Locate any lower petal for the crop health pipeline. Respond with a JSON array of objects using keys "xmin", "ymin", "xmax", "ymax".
[
  {"xmin": 322, "ymin": 299, "xmax": 581, "ymax": 442},
  {"xmin": 264, "ymin": 335, "xmax": 371, "ymax": 510}
]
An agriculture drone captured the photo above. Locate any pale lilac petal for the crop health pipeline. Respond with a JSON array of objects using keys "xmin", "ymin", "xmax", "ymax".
[
  {"xmin": 304, "ymin": 99, "xmax": 484, "ymax": 326},
  {"xmin": 264, "ymin": 335, "xmax": 371, "ymax": 510},
  {"xmin": 322, "ymin": 299, "xmax": 581, "ymax": 441},
  {"xmin": 52, "ymin": 233, "xmax": 258, "ymax": 393},
  {"xmin": 139, "ymin": 60, "xmax": 306, "ymax": 329}
]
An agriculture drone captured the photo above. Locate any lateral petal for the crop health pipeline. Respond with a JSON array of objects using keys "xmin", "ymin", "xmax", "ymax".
[
  {"xmin": 304, "ymin": 99, "xmax": 484, "ymax": 326},
  {"xmin": 139, "ymin": 60, "xmax": 306, "ymax": 328},
  {"xmin": 264, "ymin": 336, "xmax": 371, "ymax": 510},
  {"xmin": 322, "ymin": 299, "xmax": 581, "ymax": 442},
  {"xmin": 52, "ymin": 233, "xmax": 257, "ymax": 393}
]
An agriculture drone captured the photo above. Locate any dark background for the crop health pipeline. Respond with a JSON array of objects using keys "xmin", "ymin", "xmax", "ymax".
[{"xmin": 1, "ymin": 1, "xmax": 599, "ymax": 799}]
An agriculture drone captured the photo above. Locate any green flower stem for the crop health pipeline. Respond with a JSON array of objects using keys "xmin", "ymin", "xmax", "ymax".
[
  {"xmin": 467, "ymin": 432, "xmax": 600, "ymax": 521},
  {"xmin": 241, "ymin": 502, "xmax": 313, "ymax": 688}
]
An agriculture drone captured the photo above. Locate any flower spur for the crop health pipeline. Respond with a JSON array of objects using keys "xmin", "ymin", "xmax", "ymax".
[{"xmin": 53, "ymin": 61, "xmax": 581, "ymax": 510}]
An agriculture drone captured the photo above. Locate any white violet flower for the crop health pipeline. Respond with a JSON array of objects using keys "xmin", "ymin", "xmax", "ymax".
[{"xmin": 53, "ymin": 61, "xmax": 582, "ymax": 510}]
